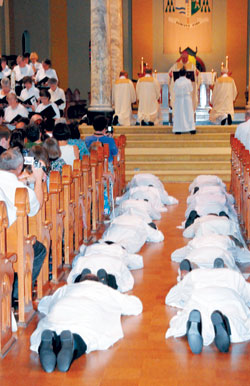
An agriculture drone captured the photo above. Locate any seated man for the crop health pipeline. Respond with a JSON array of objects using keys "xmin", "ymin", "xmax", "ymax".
[
  {"xmin": 75, "ymin": 240, "xmax": 144, "ymax": 271},
  {"xmin": 85, "ymin": 115, "xmax": 118, "ymax": 164},
  {"xmin": 114, "ymin": 198, "xmax": 162, "ymax": 222},
  {"xmin": 101, "ymin": 213, "xmax": 164, "ymax": 253},
  {"xmin": 30, "ymin": 275, "xmax": 143, "ymax": 372},
  {"xmin": 127, "ymin": 173, "xmax": 178, "ymax": 205},
  {"xmin": 165, "ymin": 267, "xmax": 250, "ymax": 354},
  {"xmin": 0, "ymin": 124, "xmax": 11, "ymax": 155},
  {"xmin": 0, "ymin": 147, "xmax": 47, "ymax": 301}
]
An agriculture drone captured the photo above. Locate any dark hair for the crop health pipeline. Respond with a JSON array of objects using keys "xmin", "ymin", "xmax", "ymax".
[
  {"xmin": 40, "ymin": 89, "xmax": 51, "ymax": 99},
  {"xmin": 53, "ymin": 123, "xmax": 71, "ymax": 141},
  {"xmin": 28, "ymin": 145, "xmax": 50, "ymax": 168},
  {"xmin": 23, "ymin": 76, "xmax": 33, "ymax": 85},
  {"xmin": 23, "ymin": 52, "xmax": 30, "ymax": 59},
  {"xmin": 180, "ymin": 67, "xmax": 186, "ymax": 77},
  {"xmin": 43, "ymin": 137, "xmax": 61, "ymax": 160},
  {"xmin": 0, "ymin": 125, "xmax": 11, "ymax": 141},
  {"xmin": 68, "ymin": 121, "xmax": 80, "ymax": 139},
  {"xmin": 93, "ymin": 115, "xmax": 108, "ymax": 132},
  {"xmin": 9, "ymin": 129, "xmax": 26, "ymax": 152},
  {"xmin": 145, "ymin": 68, "xmax": 152, "ymax": 74},
  {"xmin": 0, "ymin": 109, "xmax": 4, "ymax": 118},
  {"xmin": 43, "ymin": 58, "xmax": 51, "ymax": 67},
  {"xmin": 26, "ymin": 124, "xmax": 41, "ymax": 143}
]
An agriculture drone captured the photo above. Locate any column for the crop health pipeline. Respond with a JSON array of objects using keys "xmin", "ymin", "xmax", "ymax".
[
  {"xmin": 109, "ymin": 0, "xmax": 124, "ymax": 85},
  {"xmin": 89, "ymin": 0, "xmax": 113, "ymax": 114},
  {"xmin": 247, "ymin": 0, "xmax": 250, "ymax": 108}
]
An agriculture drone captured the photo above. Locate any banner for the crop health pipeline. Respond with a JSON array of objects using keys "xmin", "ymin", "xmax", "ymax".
[{"xmin": 164, "ymin": 0, "xmax": 213, "ymax": 54}]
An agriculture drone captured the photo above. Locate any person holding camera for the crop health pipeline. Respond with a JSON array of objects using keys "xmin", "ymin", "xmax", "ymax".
[{"xmin": 0, "ymin": 147, "xmax": 47, "ymax": 302}]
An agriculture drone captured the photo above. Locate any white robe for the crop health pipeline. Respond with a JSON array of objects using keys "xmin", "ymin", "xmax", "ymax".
[
  {"xmin": 49, "ymin": 87, "xmax": 66, "ymax": 111},
  {"xmin": 30, "ymin": 280, "xmax": 143, "ymax": 354},
  {"xmin": 165, "ymin": 270, "xmax": 250, "ymax": 346},
  {"xmin": 102, "ymin": 213, "xmax": 164, "ymax": 253},
  {"xmin": 126, "ymin": 173, "xmax": 178, "ymax": 205},
  {"xmin": 173, "ymin": 76, "xmax": 195, "ymax": 133},
  {"xmin": 20, "ymin": 85, "xmax": 40, "ymax": 111},
  {"xmin": 35, "ymin": 68, "xmax": 58, "ymax": 83},
  {"xmin": 210, "ymin": 75, "xmax": 237, "ymax": 123},
  {"xmin": 189, "ymin": 175, "xmax": 226, "ymax": 194},
  {"xmin": 67, "ymin": 253, "xmax": 134, "ymax": 293},
  {"xmin": 4, "ymin": 103, "xmax": 29, "ymax": 130},
  {"xmin": 0, "ymin": 65, "xmax": 11, "ymax": 79},
  {"xmin": 75, "ymin": 241, "xmax": 144, "ymax": 271},
  {"xmin": 112, "ymin": 77, "xmax": 136, "ymax": 126},
  {"xmin": 114, "ymin": 198, "xmax": 162, "ymax": 221},
  {"xmin": 36, "ymin": 102, "xmax": 60, "ymax": 119},
  {"xmin": 136, "ymin": 75, "xmax": 161, "ymax": 124},
  {"xmin": 14, "ymin": 64, "xmax": 34, "ymax": 81},
  {"xmin": 235, "ymin": 119, "xmax": 250, "ymax": 147},
  {"xmin": 187, "ymin": 185, "xmax": 234, "ymax": 206}
]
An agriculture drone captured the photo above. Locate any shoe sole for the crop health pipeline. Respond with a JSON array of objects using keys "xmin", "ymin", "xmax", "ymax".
[
  {"xmin": 80, "ymin": 268, "xmax": 91, "ymax": 277},
  {"xmin": 39, "ymin": 330, "xmax": 56, "ymax": 373},
  {"xmin": 187, "ymin": 310, "xmax": 203, "ymax": 354},
  {"xmin": 180, "ymin": 259, "xmax": 192, "ymax": 272},
  {"xmin": 97, "ymin": 269, "xmax": 108, "ymax": 284},
  {"xmin": 213, "ymin": 258, "xmax": 224, "ymax": 269},
  {"xmin": 57, "ymin": 330, "xmax": 74, "ymax": 372},
  {"xmin": 211, "ymin": 311, "xmax": 230, "ymax": 352}
]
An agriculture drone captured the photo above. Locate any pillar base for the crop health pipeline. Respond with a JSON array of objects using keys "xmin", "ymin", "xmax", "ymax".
[{"xmin": 87, "ymin": 108, "xmax": 114, "ymax": 125}]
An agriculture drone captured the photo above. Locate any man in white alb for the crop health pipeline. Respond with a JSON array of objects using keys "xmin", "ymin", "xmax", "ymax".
[{"xmin": 112, "ymin": 71, "xmax": 136, "ymax": 126}]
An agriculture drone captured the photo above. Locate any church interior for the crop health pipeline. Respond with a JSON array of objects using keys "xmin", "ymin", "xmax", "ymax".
[{"xmin": 0, "ymin": 0, "xmax": 250, "ymax": 385}]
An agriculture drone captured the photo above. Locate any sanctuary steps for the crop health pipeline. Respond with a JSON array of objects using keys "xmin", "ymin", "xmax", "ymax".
[{"xmin": 80, "ymin": 124, "xmax": 236, "ymax": 182}]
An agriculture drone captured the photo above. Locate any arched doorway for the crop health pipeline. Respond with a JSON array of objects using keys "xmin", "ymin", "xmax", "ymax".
[{"xmin": 22, "ymin": 30, "xmax": 30, "ymax": 54}]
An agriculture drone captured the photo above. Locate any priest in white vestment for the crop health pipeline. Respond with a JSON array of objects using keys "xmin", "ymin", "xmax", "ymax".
[
  {"xmin": 173, "ymin": 68, "xmax": 195, "ymax": 134},
  {"xmin": 136, "ymin": 68, "xmax": 161, "ymax": 125},
  {"xmin": 210, "ymin": 69, "xmax": 238, "ymax": 125},
  {"xmin": 112, "ymin": 71, "xmax": 136, "ymax": 126}
]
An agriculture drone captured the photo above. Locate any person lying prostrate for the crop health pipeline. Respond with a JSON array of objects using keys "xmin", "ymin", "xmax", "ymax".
[
  {"xmin": 188, "ymin": 174, "xmax": 226, "ymax": 194},
  {"xmin": 116, "ymin": 186, "xmax": 167, "ymax": 212},
  {"xmin": 183, "ymin": 214, "xmax": 245, "ymax": 246},
  {"xmin": 126, "ymin": 173, "xmax": 178, "ymax": 205},
  {"xmin": 187, "ymin": 184, "xmax": 234, "ymax": 206},
  {"xmin": 74, "ymin": 240, "xmax": 143, "ymax": 271},
  {"xmin": 67, "ymin": 253, "xmax": 134, "ymax": 292},
  {"xmin": 4, "ymin": 92, "xmax": 28, "ymax": 130},
  {"xmin": 102, "ymin": 213, "xmax": 164, "ymax": 253},
  {"xmin": 30, "ymin": 277, "xmax": 143, "ymax": 372},
  {"xmin": 171, "ymin": 234, "xmax": 248, "ymax": 264},
  {"xmin": 114, "ymin": 198, "xmax": 161, "ymax": 221}
]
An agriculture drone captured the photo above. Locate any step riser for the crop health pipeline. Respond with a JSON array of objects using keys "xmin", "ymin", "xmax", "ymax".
[
  {"xmin": 126, "ymin": 173, "xmax": 231, "ymax": 183},
  {"xmin": 126, "ymin": 155, "xmax": 231, "ymax": 161},
  {"xmin": 126, "ymin": 164, "xmax": 230, "ymax": 171},
  {"xmin": 124, "ymin": 134, "xmax": 231, "ymax": 140},
  {"xmin": 126, "ymin": 142, "xmax": 230, "ymax": 148}
]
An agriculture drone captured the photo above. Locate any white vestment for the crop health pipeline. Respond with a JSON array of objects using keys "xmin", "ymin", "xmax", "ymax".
[
  {"xmin": 187, "ymin": 185, "xmax": 234, "ymax": 206},
  {"xmin": 4, "ymin": 103, "xmax": 29, "ymax": 130},
  {"xmin": 165, "ymin": 269, "xmax": 250, "ymax": 346},
  {"xmin": 35, "ymin": 102, "xmax": 60, "ymax": 119},
  {"xmin": 126, "ymin": 173, "xmax": 178, "ymax": 205},
  {"xmin": 114, "ymin": 198, "xmax": 161, "ymax": 221},
  {"xmin": 136, "ymin": 75, "xmax": 161, "ymax": 124},
  {"xmin": 112, "ymin": 76, "xmax": 136, "ymax": 126},
  {"xmin": 189, "ymin": 175, "xmax": 226, "ymax": 194},
  {"xmin": 210, "ymin": 75, "xmax": 237, "ymax": 123},
  {"xmin": 235, "ymin": 120, "xmax": 250, "ymax": 147},
  {"xmin": 35, "ymin": 68, "xmax": 58, "ymax": 83},
  {"xmin": 30, "ymin": 280, "xmax": 143, "ymax": 354},
  {"xmin": 102, "ymin": 213, "xmax": 164, "ymax": 253},
  {"xmin": 14, "ymin": 64, "xmax": 34, "ymax": 81},
  {"xmin": 67, "ymin": 254, "xmax": 134, "ymax": 293},
  {"xmin": 173, "ymin": 76, "xmax": 195, "ymax": 133},
  {"xmin": 49, "ymin": 87, "xmax": 66, "ymax": 111}
]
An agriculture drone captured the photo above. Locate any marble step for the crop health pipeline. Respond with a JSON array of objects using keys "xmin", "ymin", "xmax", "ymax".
[
  {"xmin": 126, "ymin": 160, "xmax": 230, "ymax": 171},
  {"xmin": 123, "ymin": 133, "xmax": 231, "ymax": 140},
  {"xmin": 126, "ymin": 140, "xmax": 230, "ymax": 148}
]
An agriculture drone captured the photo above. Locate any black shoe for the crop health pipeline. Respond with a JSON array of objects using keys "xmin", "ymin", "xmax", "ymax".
[
  {"xmin": 180, "ymin": 259, "xmax": 192, "ymax": 273},
  {"xmin": 211, "ymin": 311, "xmax": 230, "ymax": 352},
  {"xmin": 174, "ymin": 132, "xmax": 181, "ymax": 135},
  {"xmin": 186, "ymin": 310, "xmax": 203, "ymax": 354},
  {"xmin": 148, "ymin": 121, "xmax": 154, "ymax": 126},
  {"xmin": 190, "ymin": 130, "xmax": 196, "ymax": 134},
  {"xmin": 213, "ymin": 258, "xmax": 224, "ymax": 269},
  {"xmin": 39, "ymin": 330, "xmax": 57, "ymax": 373},
  {"xmin": 74, "ymin": 268, "xmax": 91, "ymax": 283},
  {"xmin": 97, "ymin": 268, "xmax": 108, "ymax": 285},
  {"xmin": 221, "ymin": 118, "xmax": 227, "ymax": 126},
  {"xmin": 227, "ymin": 114, "xmax": 232, "ymax": 125},
  {"xmin": 57, "ymin": 330, "xmax": 74, "ymax": 372},
  {"xmin": 112, "ymin": 115, "xmax": 119, "ymax": 126},
  {"xmin": 141, "ymin": 120, "xmax": 148, "ymax": 126}
]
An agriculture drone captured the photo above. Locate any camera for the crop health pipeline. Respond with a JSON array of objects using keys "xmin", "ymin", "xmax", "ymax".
[
  {"xmin": 24, "ymin": 156, "xmax": 48, "ymax": 174},
  {"xmin": 107, "ymin": 125, "xmax": 114, "ymax": 135}
]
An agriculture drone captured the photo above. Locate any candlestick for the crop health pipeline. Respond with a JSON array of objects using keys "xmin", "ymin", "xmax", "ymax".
[
  {"xmin": 141, "ymin": 57, "xmax": 144, "ymax": 74},
  {"xmin": 226, "ymin": 56, "xmax": 229, "ymax": 70},
  {"xmin": 221, "ymin": 62, "xmax": 224, "ymax": 71}
]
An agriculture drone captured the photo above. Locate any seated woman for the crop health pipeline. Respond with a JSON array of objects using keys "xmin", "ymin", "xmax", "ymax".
[
  {"xmin": 36, "ymin": 89, "xmax": 60, "ymax": 124},
  {"xmin": 9, "ymin": 128, "xmax": 27, "ymax": 153},
  {"xmin": 4, "ymin": 92, "xmax": 29, "ymax": 131},
  {"xmin": 30, "ymin": 52, "xmax": 42, "ymax": 75},
  {"xmin": 43, "ymin": 137, "xmax": 66, "ymax": 175},
  {"xmin": 0, "ymin": 57, "xmax": 11, "ymax": 80},
  {"xmin": 68, "ymin": 121, "xmax": 89, "ymax": 159},
  {"xmin": 52, "ymin": 122, "xmax": 79, "ymax": 167},
  {"xmin": 30, "ymin": 274, "xmax": 142, "ymax": 373},
  {"xmin": 20, "ymin": 76, "xmax": 40, "ymax": 113}
]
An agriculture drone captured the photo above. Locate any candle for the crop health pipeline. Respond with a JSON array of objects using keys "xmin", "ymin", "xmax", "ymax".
[
  {"xmin": 141, "ymin": 57, "xmax": 144, "ymax": 74},
  {"xmin": 226, "ymin": 56, "xmax": 229, "ymax": 70},
  {"xmin": 221, "ymin": 62, "xmax": 224, "ymax": 71}
]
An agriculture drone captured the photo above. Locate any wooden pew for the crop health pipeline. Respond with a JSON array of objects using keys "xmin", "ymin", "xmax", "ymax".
[
  {"xmin": 7, "ymin": 188, "xmax": 36, "ymax": 326},
  {"xmin": 28, "ymin": 182, "xmax": 52, "ymax": 300},
  {"xmin": 97, "ymin": 146, "xmax": 105, "ymax": 223},
  {"xmin": 82, "ymin": 156, "xmax": 92, "ymax": 242},
  {"xmin": 73, "ymin": 159, "xmax": 85, "ymax": 251},
  {"xmin": 46, "ymin": 171, "xmax": 65, "ymax": 282},
  {"xmin": 90, "ymin": 150, "xmax": 98, "ymax": 232},
  {"xmin": 0, "ymin": 201, "xmax": 17, "ymax": 357},
  {"xmin": 119, "ymin": 135, "xmax": 126, "ymax": 192},
  {"xmin": 61, "ymin": 165, "xmax": 75, "ymax": 266}
]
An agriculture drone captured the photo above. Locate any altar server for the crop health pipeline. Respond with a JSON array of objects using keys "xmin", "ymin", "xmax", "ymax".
[
  {"xmin": 127, "ymin": 173, "xmax": 178, "ymax": 205},
  {"xmin": 102, "ymin": 213, "xmax": 164, "ymax": 253},
  {"xmin": 173, "ymin": 67, "xmax": 195, "ymax": 134},
  {"xmin": 30, "ymin": 279, "xmax": 143, "ymax": 372},
  {"xmin": 136, "ymin": 68, "xmax": 161, "ymax": 125},
  {"xmin": 165, "ymin": 269, "xmax": 250, "ymax": 353},
  {"xmin": 112, "ymin": 71, "xmax": 136, "ymax": 126},
  {"xmin": 210, "ymin": 69, "xmax": 237, "ymax": 125}
]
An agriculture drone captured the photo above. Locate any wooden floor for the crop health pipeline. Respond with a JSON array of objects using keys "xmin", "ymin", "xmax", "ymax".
[{"xmin": 1, "ymin": 183, "xmax": 250, "ymax": 386}]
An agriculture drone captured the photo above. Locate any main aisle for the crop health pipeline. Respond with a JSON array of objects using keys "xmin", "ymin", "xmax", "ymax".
[{"xmin": 1, "ymin": 183, "xmax": 250, "ymax": 386}]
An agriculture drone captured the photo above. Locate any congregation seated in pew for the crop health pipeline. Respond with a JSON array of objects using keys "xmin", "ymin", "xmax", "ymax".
[
  {"xmin": 43, "ymin": 137, "xmax": 66, "ymax": 175},
  {"xmin": 52, "ymin": 122, "xmax": 79, "ymax": 167}
]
